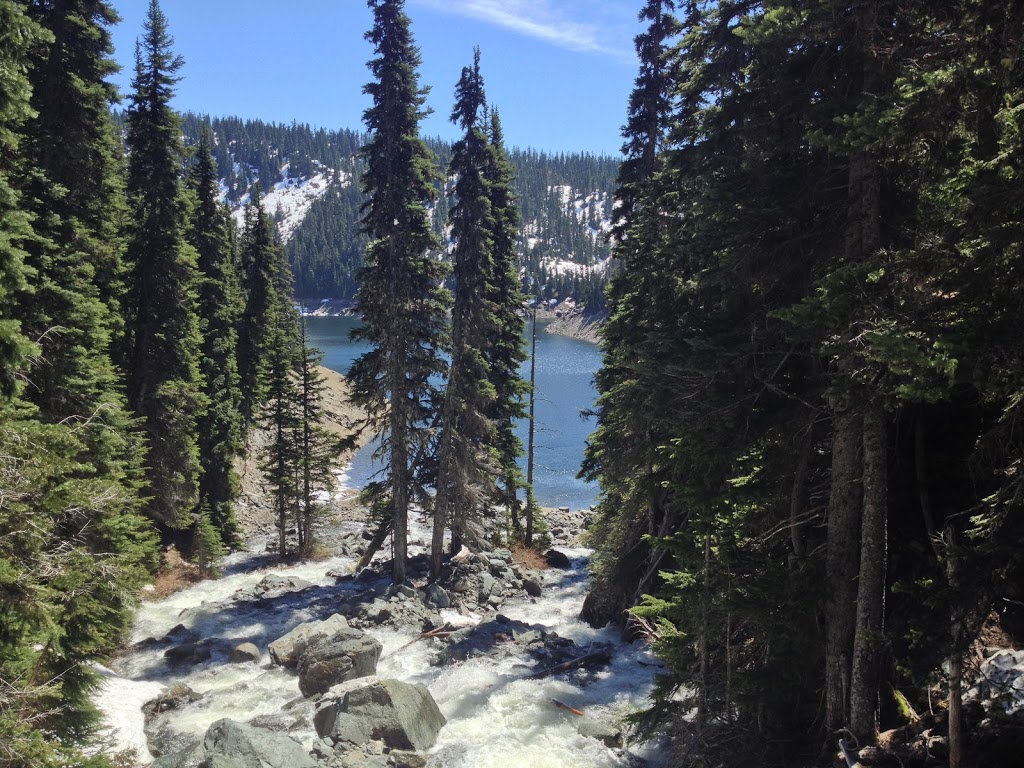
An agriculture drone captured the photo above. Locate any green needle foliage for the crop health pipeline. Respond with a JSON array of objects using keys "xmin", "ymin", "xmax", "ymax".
[
  {"xmin": 349, "ymin": 0, "xmax": 450, "ymax": 585},
  {"xmin": 122, "ymin": 0, "xmax": 205, "ymax": 532},
  {"xmin": 187, "ymin": 127, "xmax": 243, "ymax": 548}
]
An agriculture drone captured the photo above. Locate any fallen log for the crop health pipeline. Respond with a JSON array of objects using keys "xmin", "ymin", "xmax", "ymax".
[
  {"xmin": 526, "ymin": 651, "xmax": 612, "ymax": 680},
  {"xmin": 552, "ymin": 699, "xmax": 584, "ymax": 716},
  {"xmin": 391, "ymin": 627, "xmax": 454, "ymax": 655},
  {"xmin": 353, "ymin": 519, "xmax": 392, "ymax": 573}
]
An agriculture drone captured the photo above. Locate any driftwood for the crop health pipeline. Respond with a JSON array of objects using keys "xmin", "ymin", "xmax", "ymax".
[
  {"xmin": 526, "ymin": 651, "xmax": 613, "ymax": 680},
  {"xmin": 391, "ymin": 627, "xmax": 454, "ymax": 655},
  {"xmin": 353, "ymin": 519, "xmax": 392, "ymax": 573},
  {"xmin": 552, "ymin": 699, "xmax": 584, "ymax": 716}
]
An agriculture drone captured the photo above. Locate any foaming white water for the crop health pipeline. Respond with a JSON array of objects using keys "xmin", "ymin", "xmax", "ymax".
[{"xmin": 96, "ymin": 517, "xmax": 665, "ymax": 766}]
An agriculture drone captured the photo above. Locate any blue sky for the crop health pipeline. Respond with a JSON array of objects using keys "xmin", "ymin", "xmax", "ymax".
[{"xmin": 107, "ymin": 1, "xmax": 643, "ymax": 156}]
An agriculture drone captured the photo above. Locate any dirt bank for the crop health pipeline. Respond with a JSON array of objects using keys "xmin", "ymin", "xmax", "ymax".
[{"xmin": 235, "ymin": 366, "xmax": 367, "ymax": 537}]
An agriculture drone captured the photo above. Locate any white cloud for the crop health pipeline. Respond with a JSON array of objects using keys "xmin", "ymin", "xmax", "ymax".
[{"xmin": 413, "ymin": 0, "xmax": 635, "ymax": 61}]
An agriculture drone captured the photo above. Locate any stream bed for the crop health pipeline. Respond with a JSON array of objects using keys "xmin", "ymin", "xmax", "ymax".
[{"xmin": 94, "ymin": 508, "xmax": 668, "ymax": 767}]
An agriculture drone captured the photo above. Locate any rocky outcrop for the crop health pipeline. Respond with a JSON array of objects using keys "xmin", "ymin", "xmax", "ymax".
[
  {"xmin": 313, "ymin": 678, "xmax": 445, "ymax": 752},
  {"xmin": 296, "ymin": 626, "xmax": 383, "ymax": 697}
]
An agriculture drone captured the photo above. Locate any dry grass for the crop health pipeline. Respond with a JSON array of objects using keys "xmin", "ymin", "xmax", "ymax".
[
  {"xmin": 145, "ymin": 546, "xmax": 203, "ymax": 600},
  {"xmin": 510, "ymin": 543, "xmax": 549, "ymax": 571}
]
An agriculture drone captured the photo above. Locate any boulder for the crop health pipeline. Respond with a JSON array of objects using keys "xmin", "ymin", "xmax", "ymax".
[
  {"xmin": 423, "ymin": 583, "xmax": 451, "ymax": 609},
  {"xmin": 314, "ymin": 679, "xmax": 445, "ymax": 752},
  {"xmin": 544, "ymin": 549, "xmax": 572, "ymax": 569},
  {"xmin": 229, "ymin": 642, "xmax": 261, "ymax": 664},
  {"xmin": 197, "ymin": 718, "xmax": 316, "ymax": 768},
  {"xmin": 164, "ymin": 642, "xmax": 211, "ymax": 665},
  {"xmin": 269, "ymin": 613, "xmax": 350, "ymax": 667},
  {"xmin": 255, "ymin": 573, "xmax": 313, "ymax": 595},
  {"xmin": 143, "ymin": 683, "xmax": 204, "ymax": 721},
  {"xmin": 296, "ymin": 627, "xmax": 382, "ymax": 698}
]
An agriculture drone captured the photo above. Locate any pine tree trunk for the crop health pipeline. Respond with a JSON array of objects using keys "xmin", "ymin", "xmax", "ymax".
[
  {"xmin": 789, "ymin": 412, "xmax": 815, "ymax": 567},
  {"xmin": 825, "ymin": 403, "xmax": 863, "ymax": 732},
  {"xmin": 946, "ymin": 528, "xmax": 962, "ymax": 768},
  {"xmin": 850, "ymin": 401, "xmax": 887, "ymax": 742},
  {"xmin": 390, "ymin": 354, "xmax": 409, "ymax": 585}
]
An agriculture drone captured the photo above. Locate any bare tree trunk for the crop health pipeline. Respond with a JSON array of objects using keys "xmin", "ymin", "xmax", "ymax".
[
  {"xmin": 789, "ymin": 412, "xmax": 816, "ymax": 567},
  {"xmin": 525, "ymin": 306, "xmax": 538, "ymax": 545},
  {"xmin": 698, "ymin": 533, "xmax": 711, "ymax": 728},
  {"xmin": 390, "ymin": 366, "xmax": 408, "ymax": 585},
  {"xmin": 946, "ymin": 528, "xmax": 963, "ymax": 768},
  {"xmin": 825, "ymin": 404, "xmax": 864, "ymax": 732},
  {"xmin": 851, "ymin": 401, "xmax": 887, "ymax": 742}
]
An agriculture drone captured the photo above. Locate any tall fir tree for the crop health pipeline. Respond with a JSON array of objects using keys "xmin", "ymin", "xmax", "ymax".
[
  {"xmin": 482, "ymin": 108, "xmax": 529, "ymax": 536},
  {"xmin": 258, "ymin": 295, "xmax": 301, "ymax": 559},
  {"xmin": 237, "ymin": 186, "xmax": 283, "ymax": 430},
  {"xmin": 294, "ymin": 317, "xmax": 342, "ymax": 558},
  {"xmin": 122, "ymin": 0, "xmax": 205, "ymax": 532},
  {"xmin": 349, "ymin": 0, "xmax": 449, "ymax": 584},
  {"xmin": 187, "ymin": 126, "xmax": 243, "ymax": 548},
  {"xmin": 9, "ymin": 0, "xmax": 159, "ymax": 746},
  {"xmin": 431, "ymin": 50, "xmax": 498, "ymax": 579},
  {"xmin": 1, "ymin": 1, "xmax": 158, "ymax": 758},
  {"xmin": 581, "ymin": 0, "xmax": 680, "ymax": 628}
]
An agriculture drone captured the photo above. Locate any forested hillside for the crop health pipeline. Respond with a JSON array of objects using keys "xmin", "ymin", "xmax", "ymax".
[
  {"xmin": 585, "ymin": 1, "xmax": 1024, "ymax": 766},
  {"xmin": 171, "ymin": 115, "xmax": 618, "ymax": 309}
]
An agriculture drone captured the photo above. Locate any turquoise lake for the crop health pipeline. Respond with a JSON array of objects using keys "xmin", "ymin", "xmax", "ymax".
[{"xmin": 305, "ymin": 315, "xmax": 601, "ymax": 510}]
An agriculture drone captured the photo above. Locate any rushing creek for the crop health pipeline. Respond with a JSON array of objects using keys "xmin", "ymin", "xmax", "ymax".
[{"xmin": 93, "ymin": 321, "xmax": 669, "ymax": 767}]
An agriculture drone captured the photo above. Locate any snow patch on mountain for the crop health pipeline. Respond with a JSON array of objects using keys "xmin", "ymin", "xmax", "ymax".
[{"xmin": 229, "ymin": 163, "xmax": 349, "ymax": 242}]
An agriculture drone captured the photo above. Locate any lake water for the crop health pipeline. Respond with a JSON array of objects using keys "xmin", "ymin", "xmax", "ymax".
[{"xmin": 305, "ymin": 315, "xmax": 601, "ymax": 510}]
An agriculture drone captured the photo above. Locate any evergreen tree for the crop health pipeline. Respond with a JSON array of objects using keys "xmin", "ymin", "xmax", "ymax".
[
  {"xmin": 4, "ymin": 0, "xmax": 160, "ymax": 748},
  {"xmin": 187, "ymin": 127, "xmax": 243, "ymax": 548},
  {"xmin": 349, "ymin": 0, "xmax": 449, "ymax": 585},
  {"xmin": 0, "ymin": 0, "xmax": 38, "ymax": 398},
  {"xmin": 122, "ymin": 0, "xmax": 205, "ymax": 532},
  {"xmin": 483, "ymin": 108, "xmax": 528, "ymax": 535},
  {"xmin": 237, "ymin": 186, "xmax": 283, "ymax": 429},
  {"xmin": 581, "ymin": 0, "xmax": 680, "ymax": 628},
  {"xmin": 431, "ymin": 50, "xmax": 498, "ymax": 579},
  {"xmin": 294, "ymin": 317, "xmax": 342, "ymax": 558},
  {"xmin": 259, "ymin": 297, "xmax": 301, "ymax": 559}
]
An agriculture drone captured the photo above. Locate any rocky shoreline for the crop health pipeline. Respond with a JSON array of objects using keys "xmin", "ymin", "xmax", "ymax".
[{"xmin": 536, "ymin": 305, "xmax": 606, "ymax": 345}]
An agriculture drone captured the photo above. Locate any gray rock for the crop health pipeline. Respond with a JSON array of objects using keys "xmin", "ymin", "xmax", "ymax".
[
  {"xmin": 521, "ymin": 572, "xmax": 542, "ymax": 597},
  {"xmin": 544, "ymin": 549, "xmax": 572, "ymax": 569},
  {"xmin": 144, "ymin": 683, "xmax": 204, "ymax": 720},
  {"xmin": 164, "ymin": 642, "xmax": 211, "ymax": 665},
  {"xmin": 297, "ymin": 628, "xmax": 382, "ymax": 698},
  {"xmin": 477, "ymin": 572, "xmax": 495, "ymax": 602},
  {"xmin": 229, "ymin": 642, "xmax": 261, "ymax": 664},
  {"xmin": 314, "ymin": 679, "xmax": 446, "ymax": 751},
  {"xmin": 389, "ymin": 750, "xmax": 428, "ymax": 768},
  {"xmin": 423, "ymin": 583, "xmax": 451, "ymax": 609},
  {"xmin": 255, "ymin": 573, "xmax": 314, "ymax": 596},
  {"xmin": 451, "ymin": 578, "xmax": 473, "ymax": 593},
  {"xmin": 269, "ymin": 613, "xmax": 350, "ymax": 668},
  {"xmin": 197, "ymin": 718, "xmax": 316, "ymax": 768}
]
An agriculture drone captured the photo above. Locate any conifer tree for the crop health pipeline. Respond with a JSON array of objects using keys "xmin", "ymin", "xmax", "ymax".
[
  {"xmin": 482, "ymin": 108, "xmax": 529, "ymax": 535},
  {"xmin": 581, "ymin": 0, "xmax": 680, "ymax": 627},
  {"xmin": 294, "ymin": 317, "xmax": 342, "ymax": 558},
  {"xmin": 431, "ymin": 50, "xmax": 498, "ymax": 579},
  {"xmin": 123, "ymin": 0, "xmax": 205, "ymax": 531},
  {"xmin": 237, "ymin": 186, "xmax": 283, "ymax": 429},
  {"xmin": 349, "ymin": 0, "xmax": 449, "ymax": 584},
  {"xmin": 259, "ymin": 297, "xmax": 301, "ymax": 559},
  {"xmin": 0, "ymin": 0, "xmax": 38, "ymax": 398},
  {"xmin": 6, "ymin": 0, "xmax": 160, "ymax": 746},
  {"xmin": 187, "ymin": 127, "xmax": 243, "ymax": 547}
]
